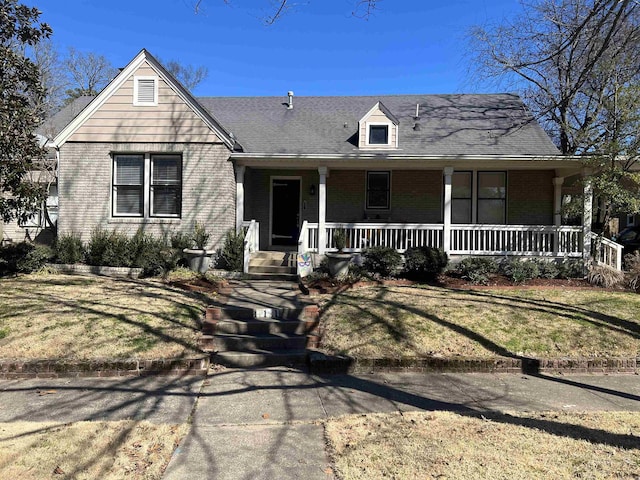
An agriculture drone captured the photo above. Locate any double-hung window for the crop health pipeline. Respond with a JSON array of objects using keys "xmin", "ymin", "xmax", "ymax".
[
  {"xmin": 452, "ymin": 172, "xmax": 472, "ymax": 223},
  {"xmin": 448, "ymin": 171, "xmax": 506, "ymax": 224},
  {"xmin": 112, "ymin": 153, "xmax": 182, "ymax": 218},
  {"xmin": 366, "ymin": 171, "xmax": 390, "ymax": 210},
  {"xmin": 151, "ymin": 155, "xmax": 181, "ymax": 217},
  {"xmin": 477, "ymin": 172, "xmax": 506, "ymax": 224},
  {"xmin": 113, "ymin": 155, "xmax": 144, "ymax": 216}
]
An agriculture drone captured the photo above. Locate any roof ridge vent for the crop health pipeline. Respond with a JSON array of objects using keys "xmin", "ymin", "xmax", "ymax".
[{"xmin": 287, "ymin": 91, "xmax": 294, "ymax": 109}]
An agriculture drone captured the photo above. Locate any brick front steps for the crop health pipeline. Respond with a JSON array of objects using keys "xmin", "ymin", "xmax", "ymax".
[
  {"xmin": 200, "ymin": 304, "xmax": 320, "ymax": 368},
  {"xmin": 309, "ymin": 352, "xmax": 640, "ymax": 375},
  {"xmin": 0, "ymin": 356, "xmax": 209, "ymax": 379}
]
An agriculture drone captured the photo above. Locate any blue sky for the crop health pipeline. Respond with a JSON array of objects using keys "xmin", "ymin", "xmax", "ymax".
[{"xmin": 39, "ymin": 0, "xmax": 522, "ymax": 97}]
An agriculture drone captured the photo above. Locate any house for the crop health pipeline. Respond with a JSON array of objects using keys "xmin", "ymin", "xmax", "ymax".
[{"xmin": 3, "ymin": 49, "xmax": 624, "ymax": 271}]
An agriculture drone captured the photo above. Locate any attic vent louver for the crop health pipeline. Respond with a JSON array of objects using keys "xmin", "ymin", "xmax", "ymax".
[
  {"xmin": 137, "ymin": 80, "xmax": 155, "ymax": 102},
  {"xmin": 133, "ymin": 76, "xmax": 157, "ymax": 106}
]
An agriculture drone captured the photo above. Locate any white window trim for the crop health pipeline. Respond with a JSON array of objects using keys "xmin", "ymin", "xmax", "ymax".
[
  {"xmin": 112, "ymin": 153, "xmax": 182, "ymax": 219},
  {"xmin": 365, "ymin": 122, "xmax": 396, "ymax": 148},
  {"xmin": 150, "ymin": 155, "xmax": 182, "ymax": 218},
  {"xmin": 112, "ymin": 154, "xmax": 144, "ymax": 217},
  {"xmin": 133, "ymin": 76, "xmax": 158, "ymax": 106}
]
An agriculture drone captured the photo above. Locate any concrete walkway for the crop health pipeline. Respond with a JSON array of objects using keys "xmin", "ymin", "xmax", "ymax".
[{"xmin": 2, "ymin": 370, "xmax": 639, "ymax": 479}]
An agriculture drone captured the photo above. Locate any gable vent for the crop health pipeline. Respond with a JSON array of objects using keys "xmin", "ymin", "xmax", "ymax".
[{"xmin": 133, "ymin": 76, "xmax": 157, "ymax": 106}]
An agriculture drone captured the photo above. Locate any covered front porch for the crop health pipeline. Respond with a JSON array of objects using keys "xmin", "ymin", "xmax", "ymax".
[{"xmin": 234, "ymin": 161, "xmax": 623, "ymax": 272}]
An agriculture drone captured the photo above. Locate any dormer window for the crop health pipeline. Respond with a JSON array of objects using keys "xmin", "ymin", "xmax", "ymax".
[
  {"xmin": 368, "ymin": 125, "xmax": 389, "ymax": 145},
  {"xmin": 358, "ymin": 101, "xmax": 399, "ymax": 149},
  {"xmin": 133, "ymin": 76, "xmax": 158, "ymax": 106}
]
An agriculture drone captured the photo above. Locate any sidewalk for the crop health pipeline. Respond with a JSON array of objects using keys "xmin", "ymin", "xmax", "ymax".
[{"xmin": 3, "ymin": 369, "xmax": 638, "ymax": 479}]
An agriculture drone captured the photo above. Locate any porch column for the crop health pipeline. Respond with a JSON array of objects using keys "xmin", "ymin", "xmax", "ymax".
[
  {"xmin": 443, "ymin": 167, "xmax": 453, "ymax": 253},
  {"xmin": 553, "ymin": 177, "xmax": 564, "ymax": 226},
  {"xmin": 318, "ymin": 166, "xmax": 328, "ymax": 255},
  {"xmin": 583, "ymin": 176, "xmax": 593, "ymax": 262},
  {"xmin": 235, "ymin": 165, "xmax": 245, "ymax": 232}
]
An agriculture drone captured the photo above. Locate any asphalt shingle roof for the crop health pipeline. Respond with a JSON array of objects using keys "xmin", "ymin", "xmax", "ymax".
[
  {"xmin": 47, "ymin": 93, "xmax": 560, "ymax": 156},
  {"xmin": 199, "ymin": 93, "xmax": 561, "ymax": 156}
]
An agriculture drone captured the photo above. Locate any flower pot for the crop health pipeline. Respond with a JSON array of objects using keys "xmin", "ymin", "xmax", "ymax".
[
  {"xmin": 183, "ymin": 248, "xmax": 216, "ymax": 274},
  {"xmin": 325, "ymin": 252, "xmax": 354, "ymax": 278}
]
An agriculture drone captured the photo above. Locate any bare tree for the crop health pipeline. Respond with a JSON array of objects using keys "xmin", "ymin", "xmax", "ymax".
[
  {"xmin": 192, "ymin": 0, "xmax": 379, "ymax": 24},
  {"xmin": 160, "ymin": 59, "xmax": 209, "ymax": 91},
  {"xmin": 469, "ymin": 0, "xmax": 640, "ymax": 232},
  {"xmin": 27, "ymin": 39, "xmax": 66, "ymax": 116},
  {"xmin": 469, "ymin": 0, "xmax": 640, "ymax": 155},
  {"xmin": 63, "ymin": 47, "xmax": 117, "ymax": 102}
]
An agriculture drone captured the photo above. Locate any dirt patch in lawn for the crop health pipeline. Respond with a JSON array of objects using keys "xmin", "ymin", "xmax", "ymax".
[
  {"xmin": 326, "ymin": 411, "xmax": 640, "ymax": 480},
  {"xmin": 315, "ymin": 285, "xmax": 640, "ymax": 359},
  {"xmin": 0, "ymin": 420, "xmax": 187, "ymax": 480},
  {"xmin": 0, "ymin": 273, "xmax": 217, "ymax": 360}
]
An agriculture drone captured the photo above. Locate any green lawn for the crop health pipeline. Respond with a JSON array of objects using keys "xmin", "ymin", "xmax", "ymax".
[
  {"xmin": 0, "ymin": 273, "xmax": 218, "ymax": 360},
  {"xmin": 316, "ymin": 285, "xmax": 640, "ymax": 358}
]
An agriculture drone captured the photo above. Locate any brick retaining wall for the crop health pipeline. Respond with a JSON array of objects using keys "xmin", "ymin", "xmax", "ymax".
[{"xmin": 0, "ymin": 356, "xmax": 210, "ymax": 379}]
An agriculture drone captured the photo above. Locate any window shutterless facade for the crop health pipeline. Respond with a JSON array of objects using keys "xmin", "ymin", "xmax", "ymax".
[
  {"xmin": 112, "ymin": 153, "xmax": 182, "ymax": 218},
  {"xmin": 477, "ymin": 172, "xmax": 506, "ymax": 224},
  {"xmin": 451, "ymin": 171, "xmax": 472, "ymax": 224},
  {"xmin": 113, "ymin": 155, "xmax": 144, "ymax": 216},
  {"xmin": 449, "ymin": 171, "xmax": 507, "ymax": 224},
  {"xmin": 366, "ymin": 171, "xmax": 390, "ymax": 209},
  {"xmin": 151, "ymin": 155, "xmax": 182, "ymax": 217}
]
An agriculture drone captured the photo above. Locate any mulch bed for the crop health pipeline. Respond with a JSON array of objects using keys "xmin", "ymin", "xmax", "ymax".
[
  {"xmin": 301, "ymin": 273, "xmax": 626, "ymax": 294},
  {"xmin": 168, "ymin": 277, "xmax": 230, "ymax": 294}
]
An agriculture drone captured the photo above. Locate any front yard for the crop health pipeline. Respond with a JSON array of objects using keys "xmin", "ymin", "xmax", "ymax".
[
  {"xmin": 326, "ymin": 411, "xmax": 640, "ymax": 479},
  {"xmin": 0, "ymin": 273, "xmax": 218, "ymax": 360},
  {"xmin": 315, "ymin": 285, "xmax": 640, "ymax": 359},
  {"xmin": 0, "ymin": 420, "xmax": 187, "ymax": 479}
]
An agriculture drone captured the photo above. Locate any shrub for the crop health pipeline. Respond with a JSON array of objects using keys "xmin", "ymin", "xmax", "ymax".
[
  {"xmin": 54, "ymin": 232, "xmax": 85, "ymax": 264},
  {"xmin": 333, "ymin": 229, "xmax": 347, "ymax": 251},
  {"xmin": 455, "ymin": 257, "xmax": 498, "ymax": 285},
  {"xmin": 404, "ymin": 246, "xmax": 448, "ymax": 281},
  {"xmin": 218, "ymin": 229, "xmax": 244, "ymax": 271},
  {"xmin": 191, "ymin": 222, "xmax": 210, "ymax": 249},
  {"xmin": 624, "ymin": 251, "xmax": 640, "ymax": 292},
  {"xmin": 531, "ymin": 258, "xmax": 560, "ymax": 279},
  {"xmin": 86, "ymin": 228, "xmax": 131, "ymax": 267},
  {"xmin": 500, "ymin": 258, "xmax": 540, "ymax": 283},
  {"xmin": 0, "ymin": 242, "xmax": 52, "ymax": 276},
  {"xmin": 170, "ymin": 231, "xmax": 193, "ymax": 251},
  {"xmin": 129, "ymin": 229, "xmax": 173, "ymax": 277},
  {"xmin": 362, "ymin": 247, "xmax": 402, "ymax": 278},
  {"xmin": 587, "ymin": 264, "xmax": 624, "ymax": 288},
  {"xmin": 556, "ymin": 259, "xmax": 585, "ymax": 279}
]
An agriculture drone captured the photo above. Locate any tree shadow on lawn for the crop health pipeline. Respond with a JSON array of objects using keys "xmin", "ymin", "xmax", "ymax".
[
  {"xmin": 319, "ymin": 285, "xmax": 639, "ymax": 362},
  {"xmin": 1, "ymin": 369, "xmax": 638, "ymax": 479},
  {"xmin": 0, "ymin": 274, "xmax": 216, "ymax": 359},
  {"xmin": 450, "ymin": 287, "xmax": 640, "ymax": 339}
]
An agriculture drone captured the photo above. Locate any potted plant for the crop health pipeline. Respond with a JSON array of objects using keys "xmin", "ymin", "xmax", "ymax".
[
  {"xmin": 325, "ymin": 228, "xmax": 354, "ymax": 278},
  {"xmin": 183, "ymin": 222, "xmax": 216, "ymax": 274}
]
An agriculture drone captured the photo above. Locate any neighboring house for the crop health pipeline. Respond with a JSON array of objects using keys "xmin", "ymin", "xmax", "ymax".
[{"xmin": 3, "ymin": 49, "xmax": 624, "ymax": 270}]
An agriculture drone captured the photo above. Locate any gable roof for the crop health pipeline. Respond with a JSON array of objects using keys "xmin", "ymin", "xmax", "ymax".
[
  {"xmin": 44, "ymin": 87, "xmax": 560, "ymax": 157},
  {"xmin": 199, "ymin": 94, "xmax": 560, "ymax": 156},
  {"xmin": 359, "ymin": 101, "xmax": 400, "ymax": 126},
  {"xmin": 52, "ymin": 49, "xmax": 236, "ymax": 150}
]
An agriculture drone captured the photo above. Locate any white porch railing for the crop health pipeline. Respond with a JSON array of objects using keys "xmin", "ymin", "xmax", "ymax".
[
  {"xmin": 242, "ymin": 220, "xmax": 259, "ymax": 274},
  {"xmin": 590, "ymin": 232, "xmax": 624, "ymax": 271},
  {"xmin": 298, "ymin": 222, "xmax": 586, "ymax": 258},
  {"xmin": 450, "ymin": 225, "xmax": 583, "ymax": 256}
]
